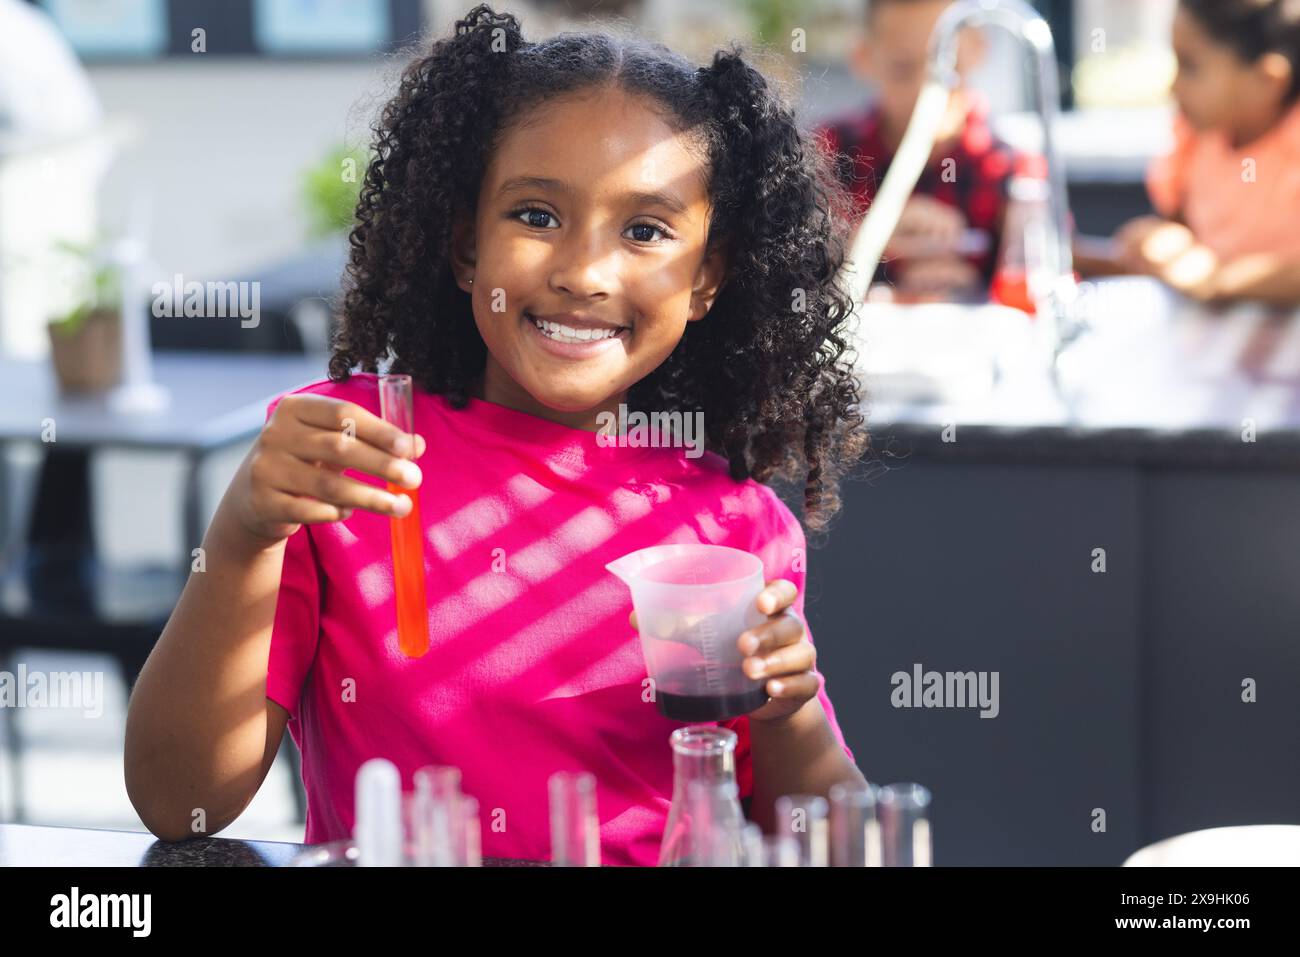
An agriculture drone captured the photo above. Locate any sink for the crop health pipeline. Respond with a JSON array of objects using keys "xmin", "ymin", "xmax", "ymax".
[{"xmin": 849, "ymin": 302, "xmax": 1039, "ymax": 403}]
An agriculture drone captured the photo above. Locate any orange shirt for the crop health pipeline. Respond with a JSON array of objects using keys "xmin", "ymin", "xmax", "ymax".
[{"xmin": 1147, "ymin": 101, "xmax": 1300, "ymax": 262}]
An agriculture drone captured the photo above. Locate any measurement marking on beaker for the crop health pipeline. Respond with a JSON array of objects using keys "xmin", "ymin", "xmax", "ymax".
[{"xmin": 696, "ymin": 615, "xmax": 722, "ymax": 695}]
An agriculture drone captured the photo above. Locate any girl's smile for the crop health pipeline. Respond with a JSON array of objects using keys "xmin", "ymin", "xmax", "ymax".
[{"xmin": 522, "ymin": 309, "xmax": 632, "ymax": 356}]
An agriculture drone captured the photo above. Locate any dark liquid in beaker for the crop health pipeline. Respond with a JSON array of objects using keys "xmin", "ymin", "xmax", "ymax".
[{"xmin": 655, "ymin": 667, "xmax": 769, "ymax": 721}]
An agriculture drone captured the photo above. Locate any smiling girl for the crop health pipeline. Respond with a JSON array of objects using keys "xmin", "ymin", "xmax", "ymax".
[{"xmin": 125, "ymin": 4, "xmax": 870, "ymax": 865}]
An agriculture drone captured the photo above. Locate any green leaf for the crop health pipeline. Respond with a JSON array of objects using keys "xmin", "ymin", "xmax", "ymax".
[
  {"xmin": 46, "ymin": 233, "xmax": 122, "ymax": 330},
  {"xmin": 302, "ymin": 144, "xmax": 370, "ymax": 239},
  {"xmin": 51, "ymin": 301, "xmax": 91, "ymax": 336}
]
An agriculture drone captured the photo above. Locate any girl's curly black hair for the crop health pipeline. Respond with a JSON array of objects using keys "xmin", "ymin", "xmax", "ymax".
[{"xmin": 328, "ymin": 3, "xmax": 871, "ymax": 533}]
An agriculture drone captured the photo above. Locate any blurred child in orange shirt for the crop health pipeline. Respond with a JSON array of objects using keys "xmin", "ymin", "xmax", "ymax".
[{"xmin": 1116, "ymin": 0, "xmax": 1300, "ymax": 305}]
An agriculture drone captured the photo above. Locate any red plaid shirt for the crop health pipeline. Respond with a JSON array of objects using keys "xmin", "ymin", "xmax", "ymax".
[{"xmin": 814, "ymin": 96, "xmax": 1031, "ymax": 288}]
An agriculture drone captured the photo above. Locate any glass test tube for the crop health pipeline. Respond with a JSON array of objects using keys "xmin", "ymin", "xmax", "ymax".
[
  {"xmin": 741, "ymin": 822, "xmax": 765, "ymax": 867},
  {"xmin": 878, "ymin": 783, "xmax": 932, "ymax": 867},
  {"xmin": 762, "ymin": 834, "xmax": 801, "ymax": 867},
  {"xmin": 378, "ymin": 374, "xmax": 429, "ymax": 658},
  {"xmin": 549, "ymin": 771, "xmax": 600, "ymax": 867},
  {"xmin": 829, "ymin": 782, "xmax": 880, "ymax": 867},
  {"xmin": 355, "ymin": 758, "xmax": 402, "ymax": 867},
  {"xmin": 459, "ymin": 795, "xmax": 482, "ymax": 867},
  {"xmin": 412, "ymin": 765, "xmax": 462, "ymax": 866},
  {"xmin": 774, "ymin": 794, "xmax": 830, "ymax": 867}
]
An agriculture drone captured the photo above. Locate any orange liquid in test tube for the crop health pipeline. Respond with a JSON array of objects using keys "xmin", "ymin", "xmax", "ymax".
[{"xmin": 379, "ymin": 375, "xmax": 430, "ymax": 658}]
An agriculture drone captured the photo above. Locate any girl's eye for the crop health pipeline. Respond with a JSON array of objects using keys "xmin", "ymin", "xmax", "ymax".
[
  {"xmin": 625, "ymin": 222, "xmax": 668, "ymax": 243},
  {"xmin": 515, "ymin": 207, "xmax": 558, "ymax": 229},
  {"xmin": 512, "ymin": 206, "xmax": 669, "ymax": 243}
]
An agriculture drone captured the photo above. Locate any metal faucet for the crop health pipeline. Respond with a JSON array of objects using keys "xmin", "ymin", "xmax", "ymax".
[{"xmin": 928, "ymin": 0, "xmax": 1083, "ymax": 364}]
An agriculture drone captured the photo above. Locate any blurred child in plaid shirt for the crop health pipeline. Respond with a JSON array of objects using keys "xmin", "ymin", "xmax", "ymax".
[{"xmin": 814, "ymin": 0, "xmax": 1036, "ymax": 301}]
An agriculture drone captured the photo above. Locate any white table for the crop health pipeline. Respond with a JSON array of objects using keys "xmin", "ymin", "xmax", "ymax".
[
  {"xmin": 0, "ymin": 350, "xmax": 327, "ymax": 552},
  {"xmin": 1124, "ymin": 825, "xmax": 1300, "ymax": 866}
]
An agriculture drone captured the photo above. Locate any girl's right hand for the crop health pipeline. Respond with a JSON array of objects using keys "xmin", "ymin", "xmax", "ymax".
[{"xmin": 230, "ymin": 393, "xmax": 426, "ymax": 545}]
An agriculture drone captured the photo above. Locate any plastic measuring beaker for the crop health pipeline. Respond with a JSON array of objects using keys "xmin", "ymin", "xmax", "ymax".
[{"xmin": 606, "ymin": 543, "xmax": 768, "ymax": 722}]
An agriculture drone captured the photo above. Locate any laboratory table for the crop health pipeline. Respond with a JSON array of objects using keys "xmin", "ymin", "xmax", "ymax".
[
  {"xmin": 0, "ymin": 824, "xmax": 546, "ymax": 867},
  {"xmin": 799, "ymin": 278, "xmax": 1300, "ymax": 867}
]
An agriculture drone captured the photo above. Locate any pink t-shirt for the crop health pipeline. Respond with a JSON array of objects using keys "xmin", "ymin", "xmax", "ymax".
[{"xmin": 263, "ymin": 372, "xmax": 854, "ymax": 866}]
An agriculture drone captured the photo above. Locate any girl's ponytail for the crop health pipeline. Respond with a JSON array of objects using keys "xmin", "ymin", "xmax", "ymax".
[
  {"xmin": 695, "ymin": 50, "xmax": 793, "ymax": 255},
  {"xmin": 697, "ymin": 49, "xmax": 770, "ymax": 146},
  {"xmin": 695, "ymin": 48, "xmax": 857, "ymax": 526}
]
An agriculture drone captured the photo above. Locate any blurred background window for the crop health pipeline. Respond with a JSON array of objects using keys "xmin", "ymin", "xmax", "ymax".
[
  {"xmin": 38, "ymin": 0, "xmax": 168, "ymax": 59},
  {"xmin": 28, "ymin": 0, "xmax": 423, "ymax": 59},
  {"xmin": 253, "ymin": 0, "xmax": 391, "ymax": 56},
  {"xmin": 1070, "ymin": 0, "xmax": 1177, "ymax": 109}
]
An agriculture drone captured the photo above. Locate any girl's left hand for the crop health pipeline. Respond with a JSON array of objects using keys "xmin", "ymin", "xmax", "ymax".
[
  {"xmin": 736, "ymin": 579, "xmax": 819, "ymax": 723},
  {"xmin": 631, "ymin": 579, "xmax": 818, "ymax": 724}
]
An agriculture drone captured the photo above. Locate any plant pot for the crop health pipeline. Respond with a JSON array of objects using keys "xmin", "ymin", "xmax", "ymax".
[{"xmin": 47, "ymin": 308, "xmax": 123, "ymax": 394}]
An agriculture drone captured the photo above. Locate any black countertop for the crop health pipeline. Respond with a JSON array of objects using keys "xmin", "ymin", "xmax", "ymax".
[
  {"xmin": 0, "ymin": 824, "xmax": 546, "ymax": 867},
  {"xmin": 859, "ymin": 279, "xmax": 1300, "ymax": 468}
]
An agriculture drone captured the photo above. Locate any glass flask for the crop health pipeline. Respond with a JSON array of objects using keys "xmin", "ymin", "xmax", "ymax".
[
  {"xmin": 658, "ymin": 725, "xmax": 746, "ymax": 866},
  {"xmin": 685, "ymin": 778, "xmax": 746, "ymax": 866}
]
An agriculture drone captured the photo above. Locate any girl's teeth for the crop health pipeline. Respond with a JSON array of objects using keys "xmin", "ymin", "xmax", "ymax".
[{"xmin": 529, "ymin": 315, "xmax": 621, "ymax": 342}]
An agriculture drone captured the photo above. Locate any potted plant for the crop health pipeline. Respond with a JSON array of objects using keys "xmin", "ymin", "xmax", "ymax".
[
  {"xmin": 46, "ymin": 238, "xmax": 124, "ymax": 393},
  {"xmin": 301, "ymin": 144, "xmax": 369, "ymax": 239}
]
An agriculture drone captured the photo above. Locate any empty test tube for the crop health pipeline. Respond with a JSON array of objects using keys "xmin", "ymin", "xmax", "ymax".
[
  {"xmin": 741, "ymin": 822, "xmax": 765, "ymax": 867},
  {"xmin": 549, "ymin": 771, "xmax": 600, "ymax": 866},
  {"xmin": 412, "ymin": 765, "xmax": 463, "ymax": 866},
  {"xmin": 459, "ymin": 794, "xmax": 482, "ymax": 867},
  {"xmin": 762, "ymin": 834, "xmax": 801, "ymax": 867},
  {"xmin": 774, "ymin": 794, "xmax": 830, "ymax": 867},
  {"xmin": 878, "ymin": 783, "xmax": 933, "ymax": 867},
  {"xmin": 355, "ymin": 758, "xmax": 402, "ymax": 867},
  {"xmin": 829, "ymin": 781, "xmax": 879, "ymax": 867}
]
